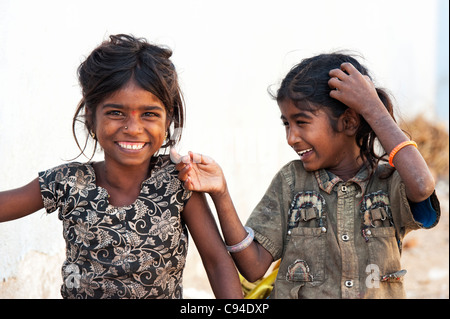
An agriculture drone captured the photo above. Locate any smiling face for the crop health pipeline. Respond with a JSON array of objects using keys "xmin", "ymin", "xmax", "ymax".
[
  {"xmin": 279, "ymin": 99, "xmax": 362, "ymax": 178},
  {"xmin": 93, "ymin": 80, "xmax": 169, "ymax": 169}
]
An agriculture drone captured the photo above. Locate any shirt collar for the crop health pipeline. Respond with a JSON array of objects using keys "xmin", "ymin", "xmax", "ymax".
[{"xmin": 314, "ymin": 163, "xmax": 371, "ymax": 195}]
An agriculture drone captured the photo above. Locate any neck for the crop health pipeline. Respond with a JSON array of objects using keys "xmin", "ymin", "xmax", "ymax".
[
  {"xmin": 94, "ymin": 160, "xmax": 152, "ymax": 207},
  {"xmin": 328, "ymin": 151, "xmax": 365, "ymax": 182}
]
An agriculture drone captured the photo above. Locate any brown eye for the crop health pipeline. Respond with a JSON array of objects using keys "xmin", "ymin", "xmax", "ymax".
[{"xmin": 106, "ymin": 110, "xmax": 123, "ymax": 117}]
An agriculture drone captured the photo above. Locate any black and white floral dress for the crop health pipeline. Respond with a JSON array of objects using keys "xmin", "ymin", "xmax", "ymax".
[{"xmin": 39, "ymin": 155, "xmax": 192, "ymax": 299}]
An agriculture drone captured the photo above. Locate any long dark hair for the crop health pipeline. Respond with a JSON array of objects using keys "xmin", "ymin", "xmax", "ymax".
[
  {"xmin": 72, "ymin": 34, "xmax": 185, "ymax": 159},
  {"xmin": 272, "ymin": 52, "xmax": 396, "ymax": 172}
]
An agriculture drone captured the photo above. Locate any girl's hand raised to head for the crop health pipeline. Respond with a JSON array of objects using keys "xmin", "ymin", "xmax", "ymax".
[
  {"xmin": 330, "ymin": 63, "xmax": 435, "ymax": 202},
  {"xmin": 170, "ymin": 148, "xmax": 227, "ymax": 195},
  {"xmin": 328, "ymin": 62, "xmax": 384, "ymax": 117}
]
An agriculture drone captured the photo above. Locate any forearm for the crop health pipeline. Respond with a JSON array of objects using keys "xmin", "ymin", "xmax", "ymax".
[
  {"xmin": 329, "ymin": 63, "xmax": 435, "ymax": 202},
  {"xmin": 175, "ymin": 150, "xmax": 274, "ymax": 280},
  {"xmin": 204, "ymin": 255, "xmax": 243, "ymax": 299},
  {"xmin": 210, "ymin": 188, "xmax": 273, "ymax": 282},
  {"xmin": 183, "ymin": 192, "xmax": 242, "ymax": 298},
  {"xmin": 363, "ymin": 102, "xmax": 435, "ymax": 202}
]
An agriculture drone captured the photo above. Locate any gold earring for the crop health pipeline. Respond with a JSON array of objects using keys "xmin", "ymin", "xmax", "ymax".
[{"xmin": 90, "ymin": 131, "xmax": 96, "ymax": 139}]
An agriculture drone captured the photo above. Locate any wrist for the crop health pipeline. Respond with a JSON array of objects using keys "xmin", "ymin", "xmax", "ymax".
[
  {"xmin": 359, "ymin": 99, "xmax": 390, "ymax": 123},
  {"xmin": 210, "ymin": 183, "xmax": 230, "ymax": 203}
]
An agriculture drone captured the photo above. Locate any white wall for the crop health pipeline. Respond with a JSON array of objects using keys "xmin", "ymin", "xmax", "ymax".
[{"xmin": 0, "ymin": 0, "xmax": 446, "ymax": 298}]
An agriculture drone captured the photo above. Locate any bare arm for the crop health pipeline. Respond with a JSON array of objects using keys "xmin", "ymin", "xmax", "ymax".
[
  {"xmin": 209, "ymin": 189, "xmax": 274, "ymax": 282},
  {"xmin": 174, "ymin": 149, "xmax": 273, "ymax": 282},
  {"xmin": 0, "ymin": 178, "xmax": 44, "ymax": 223},
  {"xmin": 182, "ymin": 191, "xmax": 243, "ymax": 298},
  {"xmin": 329, "ymin": 63, "xmax": 435, "ymax": 202}
]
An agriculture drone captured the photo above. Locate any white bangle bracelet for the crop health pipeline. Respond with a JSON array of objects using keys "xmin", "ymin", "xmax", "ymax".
[{"xmin": 226, "ymin": 227, "xmax": 254, "ymax": 253}]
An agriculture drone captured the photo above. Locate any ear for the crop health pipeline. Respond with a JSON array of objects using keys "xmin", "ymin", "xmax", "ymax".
[
  {"xmin": 166, "ymin": 117, "xmax": 172, "ymax": 135},
  {"xmin": 339, "ymin": 108, "xmax": 360, "ymax": 136},
  {"xmin": 85, "ymin": 106, "xmax": 96, "ymax": 135}
]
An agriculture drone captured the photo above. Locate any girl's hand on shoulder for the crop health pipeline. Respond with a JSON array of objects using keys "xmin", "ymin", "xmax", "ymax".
[
  {"xmin": 170, "ymin": 148, "xmax": 227, "ymax": 195},
  {"xmin": 328, "ymin": 62, "xmax": 383, "ymax": 117}
]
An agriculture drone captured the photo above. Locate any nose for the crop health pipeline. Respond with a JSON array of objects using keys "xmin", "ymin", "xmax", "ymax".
[
  {"xmin": 286, "ymin": 126, "xmax": 301, "ymax": 148},
  {"xmin": 124, "ymin": 113, "xmax": 143, "ymax": 134}
]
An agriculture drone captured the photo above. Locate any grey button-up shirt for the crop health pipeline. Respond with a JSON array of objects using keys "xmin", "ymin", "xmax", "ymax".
[{"xmin": 246, "ymin": 160, "xmax": 440, "ymax": 299}]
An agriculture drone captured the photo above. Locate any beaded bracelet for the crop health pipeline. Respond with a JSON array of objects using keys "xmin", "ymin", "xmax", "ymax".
[
  {"xmin": 226, "ymin": 227, "xmax": 254, "ymax": 253},
  {"xmin": 389, "ymin": 140, "xmax": 417, "ymax": 167}
]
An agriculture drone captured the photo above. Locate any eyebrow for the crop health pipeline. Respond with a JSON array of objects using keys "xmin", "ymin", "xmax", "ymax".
[
  {"xmin": 280, "ymin": 111, "xmax": 313, "ymax": 121},
  {"xmin": 102, "ymin": 104, "xmax": 165, "ymax": 111}
]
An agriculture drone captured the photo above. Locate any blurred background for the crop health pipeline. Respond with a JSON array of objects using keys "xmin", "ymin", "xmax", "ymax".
[{"xmin": 0, "ymin": 0, "xmax": 448, "ymax": 298}]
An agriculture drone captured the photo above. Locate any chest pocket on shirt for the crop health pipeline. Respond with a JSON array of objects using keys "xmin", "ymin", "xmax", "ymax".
[
  {"xmin": 288, "ymin": 191, "xmax": 327, "ymax": 230},
  {"xmin": 282, "ymin": 191, "xmax": 327, "ymax": 295},
  {"xmin": 361, "ymin": 191, "xmax": 403, "ymax": 286},
  {"xmin": 361, "ymin": 191, "xmax": 393, "ymax": 229}
]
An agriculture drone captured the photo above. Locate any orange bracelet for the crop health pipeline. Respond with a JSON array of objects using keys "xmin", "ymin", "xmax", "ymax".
[{"xmin": 389, "ymin": 140, "xmax": 417, "ymax": 167}]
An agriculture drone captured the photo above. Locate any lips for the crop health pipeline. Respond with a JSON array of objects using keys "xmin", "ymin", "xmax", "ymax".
[
  {"xmin": 296, "ymin": 148, "xmax": 313, "ymax": 160},
  {"xmin": 117, "ymin": 142, "xmax": 146, "ymax": 150}
]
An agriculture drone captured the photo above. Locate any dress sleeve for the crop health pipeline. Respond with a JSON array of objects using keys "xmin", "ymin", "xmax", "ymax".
[
  {"xmin": 38, "ymin": 163, "xmax": 72, "ymax": 214},
  {"xmin": 181, "ymin": 186, "xmax": 193, "ymax": 206},
  {"xmin": 245, "ymin": 164, "xmax": 294, "ymax": 261}
]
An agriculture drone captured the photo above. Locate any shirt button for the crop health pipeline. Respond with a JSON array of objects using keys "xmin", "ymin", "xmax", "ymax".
[
  {"xmin": 341, "ymin": 234, "xmax": 350, "ymax": 241},
  {"xmin": 345, "ymin": 280, "xmax": 353, "ymax": 288}
]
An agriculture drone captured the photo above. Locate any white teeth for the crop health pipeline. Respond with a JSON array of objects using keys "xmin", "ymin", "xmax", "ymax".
[
  {"xmin": 118, "ymin": 142, "xmax": 145, "ymax": 150},
  {"xmin": 298, "ymin": 148, "xmax": 313, "ymax": 156}
]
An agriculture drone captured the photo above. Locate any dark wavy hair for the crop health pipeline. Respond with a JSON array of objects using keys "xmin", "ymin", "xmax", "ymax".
[
  {"xmin": 72, "ymin": 34, "xmax": 185, "ymax": 159},
  {"xmin": 272, "ymin": 52, "xmax": 396, "ymax": 172}
]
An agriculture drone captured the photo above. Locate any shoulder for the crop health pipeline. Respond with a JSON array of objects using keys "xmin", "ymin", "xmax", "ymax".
[
  {"xmin": 275, "ymin": 160, "xmax": 313, "ymax": 190},
  {"xmin": 281, "ymin": 159, "xmax": 304, "ymax": 171},
  {"xmin": 148, "ymin": 155, "xmax": 177, "ymax": 179},
  {"xmin": 277, "ymin": 160, "xmax": 305, "ymax": 179},
  {"xmin": 38, "ymin": 162, "xmax": 97, "ymax": 212},
  {"xmin": 258, "ymin": 160, "xmax": 312, "ymax": 207},
  {"xmin": 39, "ymin": 162, "xmax": 94, "ymax": 181},
  {"xmin": 370, "ymin": 163, "xmax": 401, "ymax": 189},
  {"xmin": 145, "ymin": 155, "xmax": 192, "ymax": 201}
]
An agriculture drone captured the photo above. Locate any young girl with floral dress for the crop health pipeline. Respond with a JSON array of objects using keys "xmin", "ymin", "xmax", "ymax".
[{"xmin": 0, "ymin": 34, "xmax": 242, "ymax": 299}]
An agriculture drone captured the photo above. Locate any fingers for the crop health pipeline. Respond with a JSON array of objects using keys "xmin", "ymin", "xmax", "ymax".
[
  {"xmin": 170, "ymin": 147, "xmax": 182, "ymax": 164},
  {"xmin": 171, "ymin": 148, "xmax": 192, "ymax": 183},
  {"xmin": 329, "ymin": 62, "xmax": 359, "ymax": 81},
  {"xmin": 189, "ymin": 151, "xmax": 214, "ymax": 165},
  {"xmin": 329, "ymin": 68, "xmax": 347, "ymax": 80},
  {"xmin": 328, "ymin": 76, "xmax": 341, "ymax": 91},
  {"xmin": 328, "ymin": 67, "xmax": 347, "ymax": 92},
  {"xmin": 339, "ymin": 62, "xmax": 357, "ymax": 74},
  {"xmin": 170, "ymin": 147, "xmax": 190, "ymax": 164},
  {"xmin": 190, "ymin": 151, "xmax": 201, "ymax": 164},
  {"xmin": 177, "ymin": 163, "xmax": 191, "ymax": 183},
  {"xmin": 329, "ymin": 62, "xmax": 368, "ymax": 93},
  {"xmin": 183, "ymin": 178, "xmax": 194, "ymax": 191},
  {"xmin": 363, "ymin": 74, "xmax": 373, "ymax": 84},
  {"xmin": 171, "ymin": 147, "xmax": 214, "ymax": 165},
  {"xmin": 328, "ymin": 67, "xmax": 348, "ymax": 100}
]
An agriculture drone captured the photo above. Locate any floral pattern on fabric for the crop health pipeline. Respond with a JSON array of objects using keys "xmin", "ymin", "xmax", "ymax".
[{"xmin": 38, "ymin": 156, "xmax": 192, "ymax": 299}]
